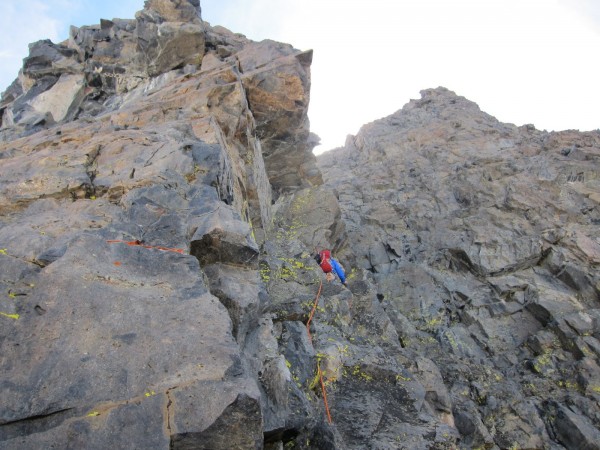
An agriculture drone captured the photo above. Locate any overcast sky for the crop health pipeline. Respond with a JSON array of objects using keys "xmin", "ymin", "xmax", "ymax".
[{"xmin": 1, "ymin": 0, "xmax": 599, "ymax": 153}]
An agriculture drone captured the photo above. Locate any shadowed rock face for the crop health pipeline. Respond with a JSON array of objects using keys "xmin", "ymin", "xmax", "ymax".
[{"xmin": 2, "ymin": 1, "xmax": 600, "ymax": 449}]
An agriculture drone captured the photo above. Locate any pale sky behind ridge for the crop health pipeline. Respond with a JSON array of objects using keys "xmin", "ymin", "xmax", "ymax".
[{"xmin": 1, "ymin": 0, "xmax": 599, "ymax": 153}]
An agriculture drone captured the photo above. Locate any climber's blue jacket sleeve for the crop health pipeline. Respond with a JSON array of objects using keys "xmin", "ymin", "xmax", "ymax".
[{"xmin": 330, "ymin": 258, "xmax": 346, "ymax": 283}]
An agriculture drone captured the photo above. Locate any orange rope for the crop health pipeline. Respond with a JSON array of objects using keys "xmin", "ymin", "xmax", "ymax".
[
  {"xmin": 306, "ymin": 280, "xmax": 323, "ymax": 343},
  {"xmin": 318, "ymin": 362, "xmax": 333, "ymax": 424},
  {"xmin": 305, "ymin": 280, "xmax": 333, "ymax": 423},
  {"xmin": 107, "ymin": 240, "xmax": 185, "ymax": 254}
]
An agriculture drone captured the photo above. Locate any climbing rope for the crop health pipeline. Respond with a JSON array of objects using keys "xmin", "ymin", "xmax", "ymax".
[
  {"xmin": 306, "ymin": 279, "xmax": 322, "ymax": 344},
  {"xmin": 305, "ymin": 279, "xmax": 333, "ymax": 424},
  {"xmin": 318, "ymin": 361, "xmax": 333, "ymax": 424},
  {"xmin": 106, "ymin": 240, "xmax": 185, "ymax": 254}
]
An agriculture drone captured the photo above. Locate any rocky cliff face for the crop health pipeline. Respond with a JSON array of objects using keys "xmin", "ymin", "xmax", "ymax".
[
  {"xmin": 318, "ymin": 87, "xmax": 600, "ymax": 449},
  {"xmin": 1, "ymin": 1, "xmax": 599, "ymax": 449},
  {"xmin": 0, "ymin": 1, "xmax": 320, "ymax": 448}
]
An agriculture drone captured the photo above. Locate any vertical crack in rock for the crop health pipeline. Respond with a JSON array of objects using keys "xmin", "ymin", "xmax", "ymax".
[
  {"xmin": 83, "ymin": 143, "xmax": 102, "ymax": 199},
  {"xmin": 165, "ymin": 387, "xmax": 175, "ymax": 439}
]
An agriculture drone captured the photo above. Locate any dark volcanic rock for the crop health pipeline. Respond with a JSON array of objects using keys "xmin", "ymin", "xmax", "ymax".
[
  {"xmin": 0, "ymin": 0, "xmax": 318, "ymax": 448},
  {"xmin": 318, "ymin": 87, "xmax": 600, "ymax": 449},
  {"xmin": 2, "ymin": 0, "xmax": 600, "ymax": 448}
]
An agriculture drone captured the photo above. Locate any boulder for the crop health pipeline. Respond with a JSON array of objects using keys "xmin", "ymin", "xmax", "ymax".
[
  {"xmin": 141, "ymin": 0, "xmax": 202, "ymax": 23},
  {"xmin": 203, "ymin": 263, "xmax": 261, "ymax": 343},
  {"xmin": 281, "ymin": 186, "xmax": 345, "ymax": 251},
  {"xmin": 22, "ymin": 40, "xmax": 80, "ymax": 79},
  {"xmin": 189, "ymin": 203, "xmax": 259, "ymax": 267},
  {"xmin": 135, "ymin": 21, "xmax": 206, "ymax": 77},
  {"xmin": 29, "ymin": 73, "xmax": 86, "ymax": 122},
  {"xmin": 415, "ymin": 357, "xmax": 453, "ymax": 416},
  {"xmin": 452, "ymin": 404, "xmax": 494, "ymax": 449},
  {"xmin": 548, "ymin": 402, "xmax": 600, "ymax": 450},
  {"xmin": 133, "ymin": 1, "xmax": 204, "ymax": 77}
]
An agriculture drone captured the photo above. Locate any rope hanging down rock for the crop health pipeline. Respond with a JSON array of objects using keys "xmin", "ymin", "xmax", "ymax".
[
  {"xmin": 306, "ymin": 280, "xmax": 333, "ymax": 424},
  {"xmin": 306, "ymin": 279, "xmax": 322, "ymax": 344}
]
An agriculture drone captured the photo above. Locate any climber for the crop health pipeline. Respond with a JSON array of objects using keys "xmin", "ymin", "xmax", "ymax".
[{"xmin": 314, "ymin": 249, "xmax": 347, "ymax": 286}]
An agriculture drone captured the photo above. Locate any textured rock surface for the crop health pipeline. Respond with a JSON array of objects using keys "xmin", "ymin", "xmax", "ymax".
[
  {"xmin": 318, "ymin": 87, "xmax": 600, "ymax": 449},
  {"xmin": 2, "ymin": 0, "xmax": 600, "ymax": 448},
  {"xmin": 0, "ymin": 1, "xmax": 318, "ymax": 448}
]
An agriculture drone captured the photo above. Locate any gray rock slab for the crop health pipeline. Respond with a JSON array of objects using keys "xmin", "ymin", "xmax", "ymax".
[{"xmin": 0, "ymin": 235, "xmax": 240, "ymax": 428}]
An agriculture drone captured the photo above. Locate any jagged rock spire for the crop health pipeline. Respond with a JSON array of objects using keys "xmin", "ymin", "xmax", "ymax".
[{"xmin": 138, "ymin": 0, "xmax": 202, "ymax": 23}]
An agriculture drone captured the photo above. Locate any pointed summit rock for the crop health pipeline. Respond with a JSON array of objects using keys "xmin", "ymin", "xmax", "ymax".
[
  {"xmin": 140, "ymin": 0, "xmax": 202, "ymax": 23},
  {"xmin": 135, "ymin": 0, "xmax": 205, "ymax": 76}
]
